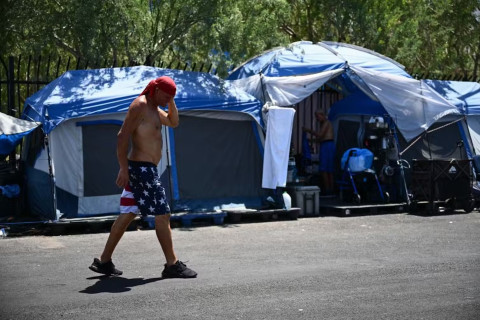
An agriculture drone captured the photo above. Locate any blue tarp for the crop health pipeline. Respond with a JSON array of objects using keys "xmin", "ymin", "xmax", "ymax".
[
  {"xmin": 424, "ymin": 80, "xmax": 480, "ymax": 115},
  {"xmin": 227, "ymin": 41, "xmax": 474, "ymax": 142},
  {"xmin": 0, "ymin": 112, "xmax": 39, "ymax": 155},
  {"xmin": 228, "ymin": 41, "xmax": 411, "ymax": 80},
  {"xmin": 24, "ymin": 66, "xmax": 263, "ymax": 133},
  {"xmin": 425, "ymin": 80, "xmax": 480, "ymax": 156},
  {"xmin": 331, "ymin": 80, "xmax": 480, "ymax": 121}
]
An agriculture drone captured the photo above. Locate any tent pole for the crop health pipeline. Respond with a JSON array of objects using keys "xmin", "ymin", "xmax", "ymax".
[
  {"xmin": 165, "ymin": 126, "xmax": 175, "ymax": 210},
  {"xmin": 391, "ymin": 120, "xmax": 411, "ymax": 206},
  {"xmin": 460, "ymin": 115, "xmax": 474, "ymax": 159},
  {"xmin": 45, "ymin": 133, "xmax": 58, "ymax": 220}
]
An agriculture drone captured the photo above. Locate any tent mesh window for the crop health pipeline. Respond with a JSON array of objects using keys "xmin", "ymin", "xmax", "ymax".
[
  {"xmin": 82, "ymin": 124, "xmax": 123, "ymax": 197},
  {"xmin": 173, "ymin": 115, "xmax": 263, "ymax": 200}
]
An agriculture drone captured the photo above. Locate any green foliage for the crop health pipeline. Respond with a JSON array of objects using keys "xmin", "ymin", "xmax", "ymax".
[{"xmin": 1, "ymin": 0, "xmax": 478, "ymax": 78}]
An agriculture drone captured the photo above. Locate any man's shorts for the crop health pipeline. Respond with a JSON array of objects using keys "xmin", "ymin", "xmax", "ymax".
[
  {"xmin": 319, "ymin": 140, "xmax": 335, "ymax": 173},
  {"xmin": 120, "ymin": 160, "xmax": 170, "ymax": 216}
]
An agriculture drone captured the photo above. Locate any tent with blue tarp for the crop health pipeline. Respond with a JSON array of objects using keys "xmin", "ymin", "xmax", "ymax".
[
  {"xmin": 0, "ymin": 112, "xmax": 39, "ymax": 155},
  {"xmin": 228, "ymin": 41, "xmax": 462, "ymax": 143},
  {"xmin": 22, "ymin": 66, "xmax": 265, "ymax": 220},
  {"xmin": 424, "ymin": 80, "xmax": 480, "ymax": 114},
  {"xmin": 326, "ymin": 81, "xmax": 476, "ymax": 203},
  {"xmin": 424, "ymin": 80, "xmax": 480, "ymax": 156},
  {"xmin": 228, "ymin": 41, "xmax": 470, "ymax": 201},
  {"xmin": 328, "ymin": 87, "xmax": 472, "ymax": 160}
]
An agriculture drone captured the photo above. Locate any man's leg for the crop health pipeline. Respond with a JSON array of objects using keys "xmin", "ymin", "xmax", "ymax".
[
  {"xmin": 157, "ymin": 214, "xmax": 197, "ymax": 278},
  {"xmin": 155, "ymin": 214, "xmax": 178, "ymax": 266},
  {"xmin": 100, "ymin": 212, "xmax": 136, "ymax": 263}
]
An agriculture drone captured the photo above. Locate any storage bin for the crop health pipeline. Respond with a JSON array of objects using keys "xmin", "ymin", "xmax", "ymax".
[{"xmin": 291, "ymin": 186, "xmax": 320, "ymax": 216}]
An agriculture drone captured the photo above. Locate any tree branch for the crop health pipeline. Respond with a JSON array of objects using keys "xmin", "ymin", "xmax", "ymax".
[{"xmin": 52, "ymin": 33, "xmax": 80, "ymax": 58}]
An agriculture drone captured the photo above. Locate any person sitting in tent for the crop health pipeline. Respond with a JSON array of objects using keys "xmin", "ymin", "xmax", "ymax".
[
  {"xmin": 89, "ymin": 76, "xmax": 197, "ymax": 278},
  {"xmin": 303, "ymin": 110, "xmax": 335, "ymax": 195}
]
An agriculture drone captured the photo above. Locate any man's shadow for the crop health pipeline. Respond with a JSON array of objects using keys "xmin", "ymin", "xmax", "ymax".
[{"xmin": 80, "ymin": 276, "xmax": 164, "ymax": 294}]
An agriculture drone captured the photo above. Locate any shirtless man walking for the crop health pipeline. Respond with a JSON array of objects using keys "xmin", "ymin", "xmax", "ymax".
[{"xmin": 89, "ymin": 76, "xmax": 197, "ymax": 278}]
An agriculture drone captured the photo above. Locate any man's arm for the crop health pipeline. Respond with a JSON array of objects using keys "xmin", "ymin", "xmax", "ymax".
[
  {"xmin": 115, "ymin": 98, "xmax": 143, "ymax": 188},
  {"xmin": 158, "ymin": 98, "xmax": 179, "ymax": 128},
  {"xmin": 303, "ymin": 127, "xmax": 322, "ymax": 142}
]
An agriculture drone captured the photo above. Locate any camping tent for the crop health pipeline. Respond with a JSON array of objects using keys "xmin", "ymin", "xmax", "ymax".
[
  {"xmin": 328, "ymin": 88, "xmax": 472, "ymax": 161},
  {"xmin": 22, "ymin": 66, "xmax": 265, "ymax": 220},
  {"xmin": 228, "ymin": 41, "xmax": 462, "ymax": 143},
  {"xmin": 228, "ymin": 42, "xmax": 480, "ymax": 203},
  {"xmin": 326, "ymin": 85, "xmax": 473, "ymax": 203},
  {"xmin": 424, "ymin": 80, "xmax": 480, "ymax": 155}
]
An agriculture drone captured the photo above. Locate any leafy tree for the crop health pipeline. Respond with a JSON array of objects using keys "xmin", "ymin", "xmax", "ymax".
[
  {"xmin": 1, "ymin": 0, "xmax": 479, "ymax": 78},
  {"xmin": 136, "ymin": 0, "xmax": 221, "ymax": 66},
  {"xmin": 1, "ymin": 0, "xmax": 137, "ymax": 66},
  {"xmin": 170, "ymin": 0, "xmax": 291, "ymax": 75}
]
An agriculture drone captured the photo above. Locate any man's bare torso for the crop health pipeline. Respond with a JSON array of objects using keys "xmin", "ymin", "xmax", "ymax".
[
  {"xmin": 321, "ymin": 121, "xmax": 334, "ymax": 141},
  {"xmin": 129, "ymin": 103, "xmax": 164, "ymax": 165}
]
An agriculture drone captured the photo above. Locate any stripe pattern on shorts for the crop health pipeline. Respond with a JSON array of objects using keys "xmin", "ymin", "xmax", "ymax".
[{"xmin": 120, "ymin": 184, "xmax": 140, "ymax": 214}]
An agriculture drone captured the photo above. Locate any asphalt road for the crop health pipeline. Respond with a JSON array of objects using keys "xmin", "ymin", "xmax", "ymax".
[{"xmin": 0, "ymin": 211, "xmax": 479, "ymax": 320}]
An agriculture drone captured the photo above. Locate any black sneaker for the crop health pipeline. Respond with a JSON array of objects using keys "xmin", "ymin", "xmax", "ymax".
[
  {"xmin": 89, "ymin": 258, "xmax": 123, "ymax": 276},
  {"xmin": 162, "ymin": 260, "xmax": 197, "ymax": 279}
]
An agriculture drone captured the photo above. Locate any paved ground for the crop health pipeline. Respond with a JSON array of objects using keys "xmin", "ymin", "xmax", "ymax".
[{"xmin": 0, "ymin": 211, "xmax": 479, "ymax": 320}]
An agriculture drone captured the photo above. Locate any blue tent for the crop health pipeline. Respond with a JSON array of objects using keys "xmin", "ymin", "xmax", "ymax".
[
  {"xmin": 228, "ymin": 41, "xmax": 411, "ymax": 79},
  {"xmin": 328, "ymin": 80, "xmax": 476, "ymax": 165},
  {"xmin": 424, "ymin": 80, "xmax": 480, "ymax": 155},
  {"xmin": 22, "ymin": 66, "xmax": 265, "ymax": 220},
  {"xmin": 228, "ymin": 41, "xmax": 462, "ymax": 143},
  {"xmin": 24, "ymin": 66, "xmax": 262, "ymax": 132},
  {"xmin": 424, "ymin": 80, "xmax": 480, "ymax": 115}
]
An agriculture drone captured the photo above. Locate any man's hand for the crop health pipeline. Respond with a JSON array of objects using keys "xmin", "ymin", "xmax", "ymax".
[
  {"xmin": 162, "ymin": 97, "xmax": 179, "ymax": 128},
  {"xmin": 167, "ymin": 97, "xmax": 175, "ymax": 108},
  {"xmin": 116, "ymin": 168, "xmax": 129, "ymax": 188},
  {"xmin": 303, "ymin": 127, "xmax": 313, "ymax": 134}
]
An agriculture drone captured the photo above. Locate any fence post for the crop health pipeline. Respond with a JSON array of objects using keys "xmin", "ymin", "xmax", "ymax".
[
  {"xmin": 7, "ymin": 56, "xmax": 14, "ymax": 117},
  {"xmin": 6, "ymin": 56, "xmax": 16, "ymax": 167}
]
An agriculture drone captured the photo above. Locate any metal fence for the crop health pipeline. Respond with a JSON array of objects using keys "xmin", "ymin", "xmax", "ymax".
[
  {"xmin": 411, "ymin": 70, "xmax": 479, "ymax": 82},
  {"xmin": 0, "ymin": 55, "xmax": 217, "ymax": 118},
  {"xmin": 2, "ymin": 54, "xmax": 479, "ymax": 119}
]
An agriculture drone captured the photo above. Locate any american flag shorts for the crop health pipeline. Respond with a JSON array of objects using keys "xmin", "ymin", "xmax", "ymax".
[{"xmin": 120, "ymin": 160, "xmax": 170, "ymax": 216}]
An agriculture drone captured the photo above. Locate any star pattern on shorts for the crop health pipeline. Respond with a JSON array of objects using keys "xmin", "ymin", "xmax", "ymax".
[{"xmin": 128, "ymin": 163, "xmax": 170, "ymax": 216}]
